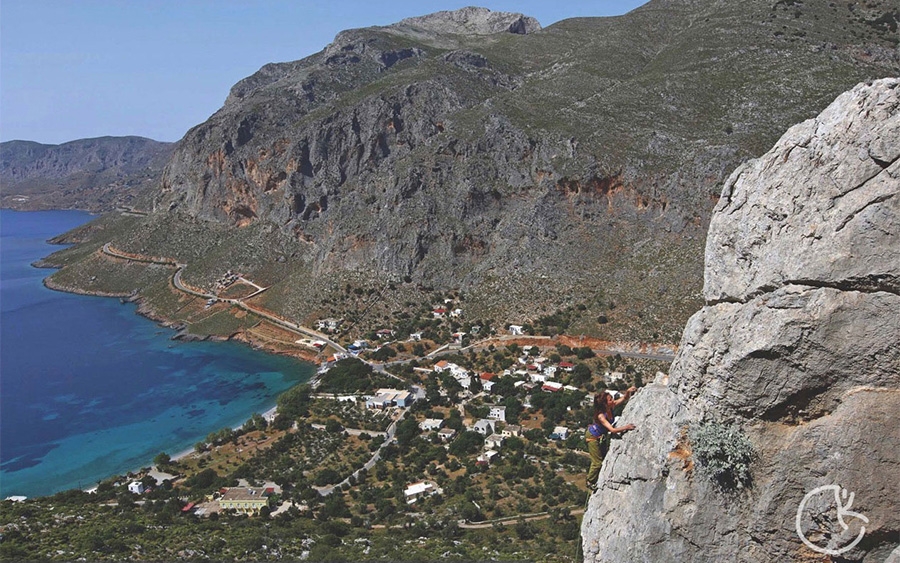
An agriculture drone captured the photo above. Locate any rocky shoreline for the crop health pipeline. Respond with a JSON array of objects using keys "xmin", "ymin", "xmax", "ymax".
[{"xmin": 42, "ymin": 271, "xmax": 324, "ymax": 365}]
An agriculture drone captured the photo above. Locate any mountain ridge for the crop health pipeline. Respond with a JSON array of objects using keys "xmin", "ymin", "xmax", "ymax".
[
  {"xmin": 0, "ymin": 136, "xmax": 174, "ymax": 212},
  {"xmin": 44, "ymin": 0, "xmax": 900, "ymax": 343}
]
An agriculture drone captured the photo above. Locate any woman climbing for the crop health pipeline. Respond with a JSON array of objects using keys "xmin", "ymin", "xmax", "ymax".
[{"xmin": 585, "ymin": 387, "xmax": 637, "ymax": 491}]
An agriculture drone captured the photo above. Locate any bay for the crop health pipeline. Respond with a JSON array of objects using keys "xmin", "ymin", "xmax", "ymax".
[{"xmin": 0, "ymin": 209, "xmax": 313, "ymax": 498}]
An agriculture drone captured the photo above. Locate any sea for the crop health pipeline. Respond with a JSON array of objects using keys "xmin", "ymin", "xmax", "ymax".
[{"xmin": 0, "ymin": 209, "xmax": 314, "ymax": 498}]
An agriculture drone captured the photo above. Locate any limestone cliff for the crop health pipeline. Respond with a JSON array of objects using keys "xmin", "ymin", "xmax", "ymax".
[
  {"xmin": 131, "ymin": 0, "xmax": 897, "ymax": 339},
  {"xmin": 581, "ymin": 78, "xmax": 899, "ymax": 562}
]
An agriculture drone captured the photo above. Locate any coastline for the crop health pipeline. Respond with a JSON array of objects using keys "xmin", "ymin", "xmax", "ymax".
[
  {"xmin": 42, "ymin": 272, "xmax": 323, "ymax": 365},
  {"xmin": 168, "ymin": 405, "xmax": 279, "ymax": 465},
  {"xmin": 35, "ymin": 276, "xmax": 317, "ymax": 498}
]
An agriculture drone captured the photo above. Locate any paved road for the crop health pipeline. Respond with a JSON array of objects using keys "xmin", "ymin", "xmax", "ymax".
[
  {"xmin": 457, "ymin": 507, "xmax": 585, "ymax": 529},
  {"xmin": 314, "ymin": 409, "xmax": 408, "ymax": 497},
  {"xmin": 103, "ymin": 243, "xmax": 351, "ymax": 359}
]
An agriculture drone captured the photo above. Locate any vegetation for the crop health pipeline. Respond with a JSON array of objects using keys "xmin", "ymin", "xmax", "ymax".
[
  {"xmin": 688, "ymin": 421, "xmax": 755, "ymax": 491},
  {"xmin": 315, "ymin": 358, "xmax": 397, "ymax": 394},
  {"xmin": 0, "ymin": 333, "xmax": 670, "ymax": 561}
]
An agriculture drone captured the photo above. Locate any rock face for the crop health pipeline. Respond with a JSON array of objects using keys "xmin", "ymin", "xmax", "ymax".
[
  {"xmin": 136, "ymin": 0, "xmax": 899, "ymax": 337},
  {"xmin": 0, "ymin": 136, "xmax": 173, "ymax": 211},
  {"xmin": 391, "ymin": 7, "xmax": 541, "ymax": 36},
  {"xmin": 581, "ymin": 78, "xmax": 900, "ymax": 562}
]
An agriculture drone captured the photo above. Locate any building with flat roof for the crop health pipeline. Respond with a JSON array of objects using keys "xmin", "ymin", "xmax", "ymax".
[
  {"xmin": 366, "ymin": 388, "xmax": 415, "ymax": 409},
  {"xmin": 404, "ymin": 481, "xmax": 442, "ymax": 504},
  {"xmin": 219, "ymin": 487, "xmax": 270, "ymax": 515}
]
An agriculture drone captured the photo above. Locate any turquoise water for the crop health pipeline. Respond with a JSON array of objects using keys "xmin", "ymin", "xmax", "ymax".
[{"xmin": 0, "ymin": 209, "xmax": 313, "ymax": 498}]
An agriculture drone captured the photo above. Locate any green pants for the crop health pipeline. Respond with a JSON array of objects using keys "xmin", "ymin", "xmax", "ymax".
[{"xmin": 586, "ymin": 429, "xmax": 610, "ymax": 489}]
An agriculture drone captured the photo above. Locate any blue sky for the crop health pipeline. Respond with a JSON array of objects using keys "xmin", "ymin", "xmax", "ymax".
[{"xmin": 0, "ymin": 1, "xmax": 648, "ymax": 145}]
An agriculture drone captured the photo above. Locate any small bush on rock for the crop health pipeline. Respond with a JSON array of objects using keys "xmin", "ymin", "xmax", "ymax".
[{"xmin": 689, "ymin": 421, "xmax": 754, "ymax": 491}]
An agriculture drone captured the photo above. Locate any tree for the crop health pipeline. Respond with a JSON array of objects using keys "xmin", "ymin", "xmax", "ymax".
[
  {"xmin": 277, "ymin": 383, "xmax": 312, "ymax": 420},
  {"xmin": 371, "ymin": 346, "xmax": 397, "ymax": 361},
  {"xmin": 503, "ymin": 396, "xmax": 523, "ymax": 424},
  {"xmin": 448, "ymin": 431, "xmax": 483, "ymax": 457},
  {"xmin": 572, "ymin": 363, "xmax": 592, "ymax": 385},
  {"xmin": 395, "ymin": 417, "xmax": 419, "ymax": 448},
  {"xmin": 514, "ymin": 517, "xmax": 536, "ymax": 539},
  {"xmin": 153, "ymin": 452, "xmax": 171, "ymax": 467},
  {"xmin": 575, "ymin": 346, "xmax": 595, "ymax": 359}
]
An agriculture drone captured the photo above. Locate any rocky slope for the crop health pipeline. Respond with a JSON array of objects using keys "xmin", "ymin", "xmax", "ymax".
[
  {"xmin": 581, "ymin": 78, "xmax": 899, "ymax": 562},
  {"xmin": 0, "ymin": 136, "xmax": 173, "ymax": 211},
  {"xmin": 54, "ymin": 1, "xmax": 900, "ymax": 341}
]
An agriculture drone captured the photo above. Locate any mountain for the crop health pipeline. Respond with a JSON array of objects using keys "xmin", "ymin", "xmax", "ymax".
[
  {"xmin": 0, "ymin": 136, "xmax": 174, "ymax": 212},
  {"xmin": 581, "ymin": 78, "xmax": 899, "ymax": 562},
  {"xmin": 49, "ymin": 1, "xmax": 900, "ymax": 343}
]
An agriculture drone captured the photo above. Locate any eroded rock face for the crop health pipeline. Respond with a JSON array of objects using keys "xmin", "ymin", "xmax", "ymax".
[
  {"xmin": 582, "ymin": 79, "xmax": 900, "ymax": 562},
  {"xmin": 391, "ymin": 6, "xmax": 541, "ymax": 36}
]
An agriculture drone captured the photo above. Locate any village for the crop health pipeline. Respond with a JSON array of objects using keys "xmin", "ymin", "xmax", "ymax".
[{"xmin": 112, "ymin": 294, "xmax": 670, "ymax": 534}]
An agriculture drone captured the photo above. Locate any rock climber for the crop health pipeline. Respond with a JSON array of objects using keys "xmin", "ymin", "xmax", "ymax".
[{"xmin": 585, "ymin": 387, "xmax": 637, "ymax": 491}]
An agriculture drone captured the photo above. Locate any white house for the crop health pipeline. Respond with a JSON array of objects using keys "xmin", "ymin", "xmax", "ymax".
[
  {"xmin": 419, "ymin": 418, "xmax": 444, "ymax": 432},
  {"xmin": 487, "ymin": 405, "xmax": 507, "ymax": 423},
  {"xmin": 405, "ymin": 481, "xmax": 442, "ymax": 504},
  {"xmin": 409, "ymin": 332, "xmax": 423, "ymax": 341},
  {"xmin": 433, "ymin": 360, "xmax": 450, "ymax": 372},
  {"xmin": 450, "ymin": 308, "xmax": 463, "ymax": 318},
  {"xmin": 529, "ymin": 372, "xmax": 548, "ymax": 384},
  {"xmin": 508, "ymin": 325, "xmax": 524, "ymax": 335},
  {"xmin": 502, "ymin": 424, "xmax": 522, "ymax": 438},
  {"xmin": 316, "ymin": 318, "xmax": 341, "ymax": 332},
  {"xmin": 606, "ymin": 371, "xmax": 625, "ymax": 382},
  {"xmin": 485, "ymin": 434, "xmax": 504, "ymax": 450},
  {"xmin": 477, "ymin": 450, "xmax": 499, "ymax": 465},
  {"xmin": 449, "ymin": 364, "xmax": 469, "ymax": 379},
  {"xmin": 366, "ymin": 389, "xmax": 415, "ymax": 409},
  {"xmin": 473, "ymin": 419, "xmax": 495, "ymax": 436},
  {"xmin": 437, "ymin": 428, "xmax": 457, "ymax": 442},
  {"xmin": 128, "ymin": 481, "xmax": 145, "ymax": 494},
  {"xmin": 550, "ymin": 426, "xmax": 570, "ymax": 440}
]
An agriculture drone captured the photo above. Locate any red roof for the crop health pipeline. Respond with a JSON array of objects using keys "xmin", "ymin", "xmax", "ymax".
[
  {"xmin": 559, "ymin": 361, "xmax": 575, "ymax": 368},
  {"xmin": 480, "ymin": 372, "xmax": 496, "ymax": 380},
  {"xmin": 182, "ymin": 502, "xmax": 196, "ymax": 512},
  {"xmin": 434, "ymin": 307, "xmax": 448, "ymax": 313}
]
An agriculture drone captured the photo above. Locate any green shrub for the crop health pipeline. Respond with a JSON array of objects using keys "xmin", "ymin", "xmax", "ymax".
[{"xmin": 689, "ymin": 421, "xmax": 754, "ymax": 491}]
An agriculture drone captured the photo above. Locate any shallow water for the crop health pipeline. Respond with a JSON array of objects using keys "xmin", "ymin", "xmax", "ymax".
[{"xmin": 0, "ymin": 210, "xmax": 313, "ymax": 497}]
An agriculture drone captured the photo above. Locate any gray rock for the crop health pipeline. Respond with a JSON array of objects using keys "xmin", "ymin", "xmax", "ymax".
[
  {"xmin": 392, "ymin": 7, "xmax": 541, "ymax": 36},
  {"xmin": 705, "ymin": 79, "xmax": 900, "ymax": 303},
  {"xmin": 582, "ymin": 78, "xmax": 900, "ymax": 562},
  {"xmin": 96, "ymin": 0, "xmax": 900, "ymax": 341},
  {"xmin": 0, "ymin": 136, "xmax": 173, "ymax": 211}
]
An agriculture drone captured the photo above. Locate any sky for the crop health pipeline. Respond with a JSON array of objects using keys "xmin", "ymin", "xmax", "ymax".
[{"xmin": 0, "ymin": 1, "xmax": 648, "ymax": 145}]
